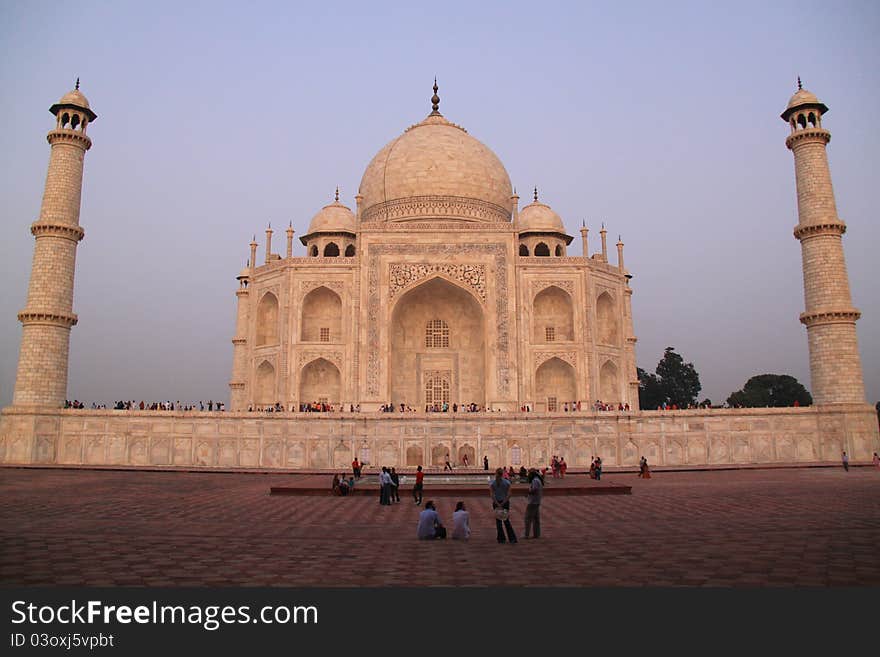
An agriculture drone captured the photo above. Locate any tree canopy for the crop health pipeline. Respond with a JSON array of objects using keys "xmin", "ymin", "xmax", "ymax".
[
  {"xmin": 638, "ymin": 347, "xmax": 702, "ymax": 410},
  {"xmin": 726, "ymin": 374, "xmax": 812, "ymax": 408}
]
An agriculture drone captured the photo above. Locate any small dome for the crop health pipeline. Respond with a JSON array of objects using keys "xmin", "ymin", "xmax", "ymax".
[
  {"xmin": 786, "ymin": 88, "xmax": 819, "ymax": 111},
  {"xmin": 236, "ymin": 267, "xmax": 251, "ymax": 280},
  {"xmin": 58, "ymin": 88, "xmax": 91, "ymax": 110},
  {"xmin": 306, "ymin": 200, "xmax": 356, "ymax": 235},
  {"xmin": 517, "ymin": 200, "xmax": 566, "ymax": 234}
]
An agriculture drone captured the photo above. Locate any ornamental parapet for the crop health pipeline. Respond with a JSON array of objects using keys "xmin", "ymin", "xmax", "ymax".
[
  {"xmin": 17, "ymin": 310, "xmax": 78, "ymax": 328},
  {"xmin": 231, "ymin": 338, "xmax": 247, "ymax": 345},
  {"xmin": 228, "ymin": 382, "xmax": 245, "ymax": 389},
  {"xmin": 362, "ymin": 195, "xmax": 510, "ymax": 224},
  {"xmin": 47, "ymin": 129, "xmax": 92, "ymax": 150},
  {"xmin": 235, "ymin": 288, "xmax": 249, "ymax": 298},
  {"xmin": 30, "ymin": 221, "xmax": 85, "ymax": 242},
  {"xmin": 800, "ymin": 309, "xmax": 861, "ymax": 327},
  {"xmin": 785, "ymin": 128, "xmax": 830, "ymax": 149},
  {"xmin": 793, "ymin": 222, "xmax": 846, "ymax": 240}
]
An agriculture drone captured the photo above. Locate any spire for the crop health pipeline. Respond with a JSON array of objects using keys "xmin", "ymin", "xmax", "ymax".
[
  {"xmin": 533, "ymin": 187, "xmax": 538, "ymax": 202},
  {"xmin": 797, "ymin": 76, "xmax": 802, "ymax": 90},
  {"xmin": 75, "ymin": 77, "xmax": 80, "ymax": 91},
  {"xmin": 431, "ymin": 78, "xmax": 440, "ymax": 114},
  {"xmin": 335, "ymin": 186, "xmax": 339, "ymax": 202}
]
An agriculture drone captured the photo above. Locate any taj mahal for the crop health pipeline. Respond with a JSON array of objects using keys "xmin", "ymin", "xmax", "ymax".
[{"xmin": 0, "ymin": 80, "xmax": 877, "ymax": 470}]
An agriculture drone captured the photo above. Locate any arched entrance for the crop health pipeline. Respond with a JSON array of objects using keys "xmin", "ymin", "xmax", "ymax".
[
  {"xmin": 390, "ymin": 277, "xmax": 485, "ymax": 408},
  {"xmin": 535, "ymin": 357, "xmax": 576, "ymax": 412},
  {"xmin": 299, "ymin": 358, "xmax": 341, "ymax": 405}
]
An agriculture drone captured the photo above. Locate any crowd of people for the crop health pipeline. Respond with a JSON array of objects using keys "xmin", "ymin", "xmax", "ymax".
[{"xmin": 65, "ymin": 399, "xmax": 224, "ymax": 411}]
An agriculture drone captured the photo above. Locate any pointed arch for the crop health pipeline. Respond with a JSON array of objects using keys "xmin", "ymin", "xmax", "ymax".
[
  {"xmin": 533, "ymin": 285, "xmax": 574, "ymax": 342},
  {"xmin": 299, "ymin": 357, "xmax": 341, "ymax": 405},
  {"xmin": 555, "ymin": 244, "xmax": 563, "ymax": 256},
  {"xmin": 344, "ymin": 244, "xmax": 356, "ymax": 257},
  {"xmin": 406, "ymin": 444, "xmax": 424, "ymax": 467},
  {"xmin": 599, "ymin": 360, "xmax": 618, "ymax": 404},
  {"xmin": 535, "ymin": 357, "xmax": 576, "ymax": 412},
  {"xmin": 596, "ymin": 292, "xmax": 619, "ymax": 345},
  {"xmin": 323, "ymin": 242, "xmax": 340, "ymax": 257},
  {"xmin": 519, "ymin": 244, "xmax": 529, "ymax": 256},
  {"xmin": 534, "ymin": 242, "xmax": 550, "ymax": 257},
  {"xmin": 255, "ymin": 360, "xmax": 276, "ymax": 406},
  {"xmin": 301, "ymin": 286, "xmax": 342, "ymax": 342},
  {"xmin": 255, "ymin": 292, "xmax": 279, "ymax": 346}
]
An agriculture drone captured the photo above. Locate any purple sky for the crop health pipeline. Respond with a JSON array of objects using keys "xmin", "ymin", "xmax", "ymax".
[{"xmin": 1, "ymin": 1, "xmax": 877, "ymax": 408}]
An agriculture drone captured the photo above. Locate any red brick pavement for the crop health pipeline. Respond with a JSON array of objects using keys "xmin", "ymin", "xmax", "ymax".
[{"xmin": 1, "ymin": 466, "xmax": 878, "ymax": 587}]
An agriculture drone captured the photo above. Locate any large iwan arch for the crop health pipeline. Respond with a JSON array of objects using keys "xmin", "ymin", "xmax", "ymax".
[
  {"xmin": 254, "ymin": 360, "xmax": 275, "ymax": 406},
  {"xmin": 255, "ymin": 293, "xmax": 279, "ymax": 346},
  {"xmin": 390, "ymin": 277, "xmax": 485, "ymax": 408},
  {"xmin": 599, "ymin": 360, "xmax": 619, "ymax": 404},
  {"xmin": 597, "ymin": 292, "xmax": 618, "ymax": 345}
]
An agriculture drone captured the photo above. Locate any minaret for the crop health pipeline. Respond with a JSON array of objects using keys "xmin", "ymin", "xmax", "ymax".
[
  {"xmin": 286, "ymin": 222, "xmax": 295, "ymax": 258},
  {"xmin": 782, "ymin": 80, "xmax": 865, "ymax": 404},
  {"xmin": 264, "ymin": 223, "xmax": 273, "ymax": 264},
  {"xmin": 229, "ymin": 256, "xmax": 251, "ymax": 411},
  {"xmin": 12, "ymin": 82, "xmax": 96, "ymax": 407},
  {"xmin": 599, "ymin": 224, "xmax": 608, "ymax": 261},
  {"xmin": 580, "ymin": 221, "xmax": 588, "ymax": 257}
]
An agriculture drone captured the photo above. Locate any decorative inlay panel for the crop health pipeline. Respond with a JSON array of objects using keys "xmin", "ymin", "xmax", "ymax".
[
  {"xmin": 300, "ymin": 280, "xmax": 346, "ymax": 297},
  {"xmin": 297, "ymin": 351, "xmax": 344, "ymax": 371},
  {"xmin": 389, "ymin": 263, "xmax": 486, "ymax": 303},
  {"xmin": 531, "ymin": 280, "xmax": 574, "ymax": 298},
  {"xmin": 534, "ymin": 351, "xmax": 577, "ymax": 369},
  {"xmin": 362, "ymin": 195, "xmax": 510, "ymax": 224}
]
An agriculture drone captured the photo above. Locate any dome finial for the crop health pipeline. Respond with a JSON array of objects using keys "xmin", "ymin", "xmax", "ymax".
[
  {"xmin": 534, "ymin": 187, "xmax": 538, "ymax": 202},
  {"xmin": 335, "ymin": 186, "xmax": 339, "ymax": 202},
  {"xmin": 75, "ymin": 77, "xmax": 80, "ymax": 91},
  {"xmin": 431, "ymin": 77, "xmax": 440, "ymax": 114},
  {"xmin": 797, "ymin": 76, "xmax": 802, "ymax": 91}
]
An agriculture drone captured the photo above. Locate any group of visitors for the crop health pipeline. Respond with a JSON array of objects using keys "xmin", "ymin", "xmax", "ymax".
[
  {"xmin": 638, "ymin": 456, "xmax": 651, "ymax": 478},
  {"xmin": 331, "ymin": 473, "xmax": 356, "ymax": 496},
  {"xmin": 593, "ymin": 400, "xmax": 631, "ymax": 411},
  {"xmin": 549, "ymin": 455, "xmax": 567, "ymax": 478},
  {"xmin": 416, "ymin": 466, "xmax": 545, "ymax": 542},
  {"xmin": 378, "ymin": 467, "xmax": 401, "ymax": 505},
  {"xmin": 66, "ymin": 399, "xmax": 225, "ymax": 411}
]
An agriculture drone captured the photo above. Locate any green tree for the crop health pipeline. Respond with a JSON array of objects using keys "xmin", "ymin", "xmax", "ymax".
[
  {"xmin": 726, "ymin": 374, "xmax": 812, "ymax": 407},
  {"xmin": 655, "ymin": 347, "xmax": 702, "ymax": 408},
  {"xmin": 637, "ymin": 367, "xmax": 664, "ymax": 410},
  {"xmin": 638, "ymin": 347, "xmax": 702, "ymax": 409}
]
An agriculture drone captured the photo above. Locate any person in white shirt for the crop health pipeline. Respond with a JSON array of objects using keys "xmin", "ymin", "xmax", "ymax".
[
  {"xmin": 452, "ymin": 501, "xmax": 471, "ymax": 540},
  {"xmin": 416, "ymin": 501, "xmax": 447, "ymax": 539}
]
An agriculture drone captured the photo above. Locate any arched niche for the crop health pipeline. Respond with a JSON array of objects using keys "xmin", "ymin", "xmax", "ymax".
[
  {"xmin": 599, "ymin": 360, "xmax": 618, "ymax": 404},
  {"xmin": 301, "ymin": 286, "xmax": 342, "ymax": 342},
  {"xmin": 535, "ymin": 357, "xmax": 576, "ymax": 411},
  {"xmin": 519, "ymin": 244, "xmax": 529, "ymax": 256},
  {"xmin": 390, "ymin": 277, "xmax": 485, "ymax": 408},
  {"xmin": 406, "ymin": 444, "xmax": 424, "ymax": 467},
  {"xmin": 255, "ymin": 292, "xmax": 279, "ymax": 346},
  {"xmin": 344, "ymin": 244, "xmax": 356, "ymax": 257},
  {"xmin": 596, "ymin": 292, "xmax": 619, "ymax": 345},
  {"xmin": 323, "ymin": 242, "xmax": 340, "ymax": 257},
  {"xmin": 534, "ymin": 242, "xmax": 550, "ymax": 257},
  {"xmin": 533, "ymin": 285, "xmax": 574, "ymax": 343},
  {"xmin": 458, "ymin": 443, "xmax": 475, "ymax": 467},
  {"xmin": 299, "ymin": 358, "xmax": 341, "ymax": 405},
  {"xmin": 255, "ymin": 360, "xmax": 276, "ymax": 406}
]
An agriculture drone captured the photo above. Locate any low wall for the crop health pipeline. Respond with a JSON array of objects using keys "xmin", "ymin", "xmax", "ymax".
[{"xmin": 1, "ymin": 404, "xmax": 877, "ymax": 470}]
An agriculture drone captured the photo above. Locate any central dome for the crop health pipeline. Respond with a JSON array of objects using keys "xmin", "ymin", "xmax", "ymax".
[{"xmin": 359, "ymin": 111, "xmax": 513, "ymax": 224}]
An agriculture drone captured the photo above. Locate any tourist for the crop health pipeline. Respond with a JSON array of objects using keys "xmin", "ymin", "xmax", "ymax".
[
  {"xmin": 390, "ymin": 467, "xmax": 400, "ymax": 502},
  {"xmin": 416, "ymin": 501, "xmax": 447, "ymax": 540},
  {"xmin": 595, "ymin": 456, "xmax": 603, "ymax": 480},
  {"xmin": 462, "ymin": 453, "xmax": 470, "ymax": 467},
  {"xmin": 339, "ymin": 475, "xmax": 351, "ymax": 496},
  {"xmin": 559, "ymin": 457, "xmax": 567, "ymax": 478},
  {"xmin": 524, "ymin": 468, "xmax": 543, "ymax": 539},
  {"xmin": 873, "ymin": 452, "xmax": 880, "ymax": 469},
  {"xmin": 483, "ymin": 455, "xmax": 489, "ymax": 471},
  {"xmin": 332, "ymin": 473, "xmax": 341, "ymax": 495},
  {"xmin": 490, "ymin": 467, "xmax": 517, "ymax": 544},
  {"xmin": 352, "ymin": 456, "xmax": 361, "ymax": 480},
  {"xmin": 379, "ymin": 467, "xmax": 393, "ymax": 505},
  {"xmin": 518, "ymin": 465, "xmax": 527, "ymax": 481},
  {"xmin": 444, "ymin": 453, "xmax": 453, "ymax": 471},
  {"xmin": 452, "ymin": 501, "xmax": 470, "ymax": 540},
  {"xmin": 638, "ymin": 456, "xmax": 651, "ymax": 479},
  {"xmin": 413, "ymin": 465, "xmax": 424, "ymax": 505},
  {"xmin": 841, "ymin": 451, "xmax": 849, "ymax": 472}
]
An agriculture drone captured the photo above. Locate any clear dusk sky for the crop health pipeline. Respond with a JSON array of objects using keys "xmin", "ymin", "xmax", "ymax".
[{"xmin": 1, "ymin": 0, "xmax": 877, "ymax": 408}]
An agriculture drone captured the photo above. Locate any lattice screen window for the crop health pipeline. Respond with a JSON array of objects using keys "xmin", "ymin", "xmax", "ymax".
[
  {"xmin": 320, "ymin": 327, "xmax": 330, "ymax": 342},
  {"xmin": 425, "ymin": 319, "xmax": 450, "ymax": 348},
  {"xmin": 547, "ymin": 397, "xmax": 558, "ymax": 412},
  {"xmin": 511, "ymin": 446, "xmax": 522, "ymax": 465},
  {"xmin": 425, "ymin": 376, "xmax": 450, "ymax": 405},
  {"xmin": 545, "ymin": 326, "xmax": 555, "ymax": 342}
]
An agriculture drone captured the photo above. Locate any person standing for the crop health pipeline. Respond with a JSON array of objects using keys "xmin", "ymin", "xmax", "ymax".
[
  {"xmin": 413, "ymin": 465, "xmax": 425, "ymax": 505},
  {"xmin": 490, "ymin": 467, "xmax": 517, "ymax": 544},
  {"xmin": 873, "ymin": 452, "xmax": 880, "ymax": 469},
  {"xmin": 352, "ymin": 457, "xmax": 361, "ymax": 480},
  {"xmin": 524, "ymin": 468, "xmax": 543, "ymax": 539},
  {"xmin": 379, "ymin": 467, "xmax": 392, "ymax": 505},
  {"xmin": 483, "ymin": 455, "xmax": 489, "ymax": 471},
  {"xmin": 444, "ymin": 453, "xmax": 453, "ymax": 471},
  {"xmin": 416, "ymin": 501, "xmax": 447, "ymax": 540},
  {"xmin": 842, "ymin": 451, "xmax": 849, "ymax": 472},
  {"xmin": 390, "ymin": 467, "xmax": 400, "ymax": 502},
  {"xmin": 452, "ymin": 501, "xmax": 471, "ymax": 540}
]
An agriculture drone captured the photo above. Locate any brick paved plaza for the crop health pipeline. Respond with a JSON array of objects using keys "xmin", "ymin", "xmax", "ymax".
[{"xmin": 1, "ymin": 466, "xmax": 878, "ymax": 587}]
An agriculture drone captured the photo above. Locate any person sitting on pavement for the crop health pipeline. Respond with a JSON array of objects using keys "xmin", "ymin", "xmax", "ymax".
[{"xmin": 417, "ymin": 501, "xmax": 447, "ymax": 540}]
